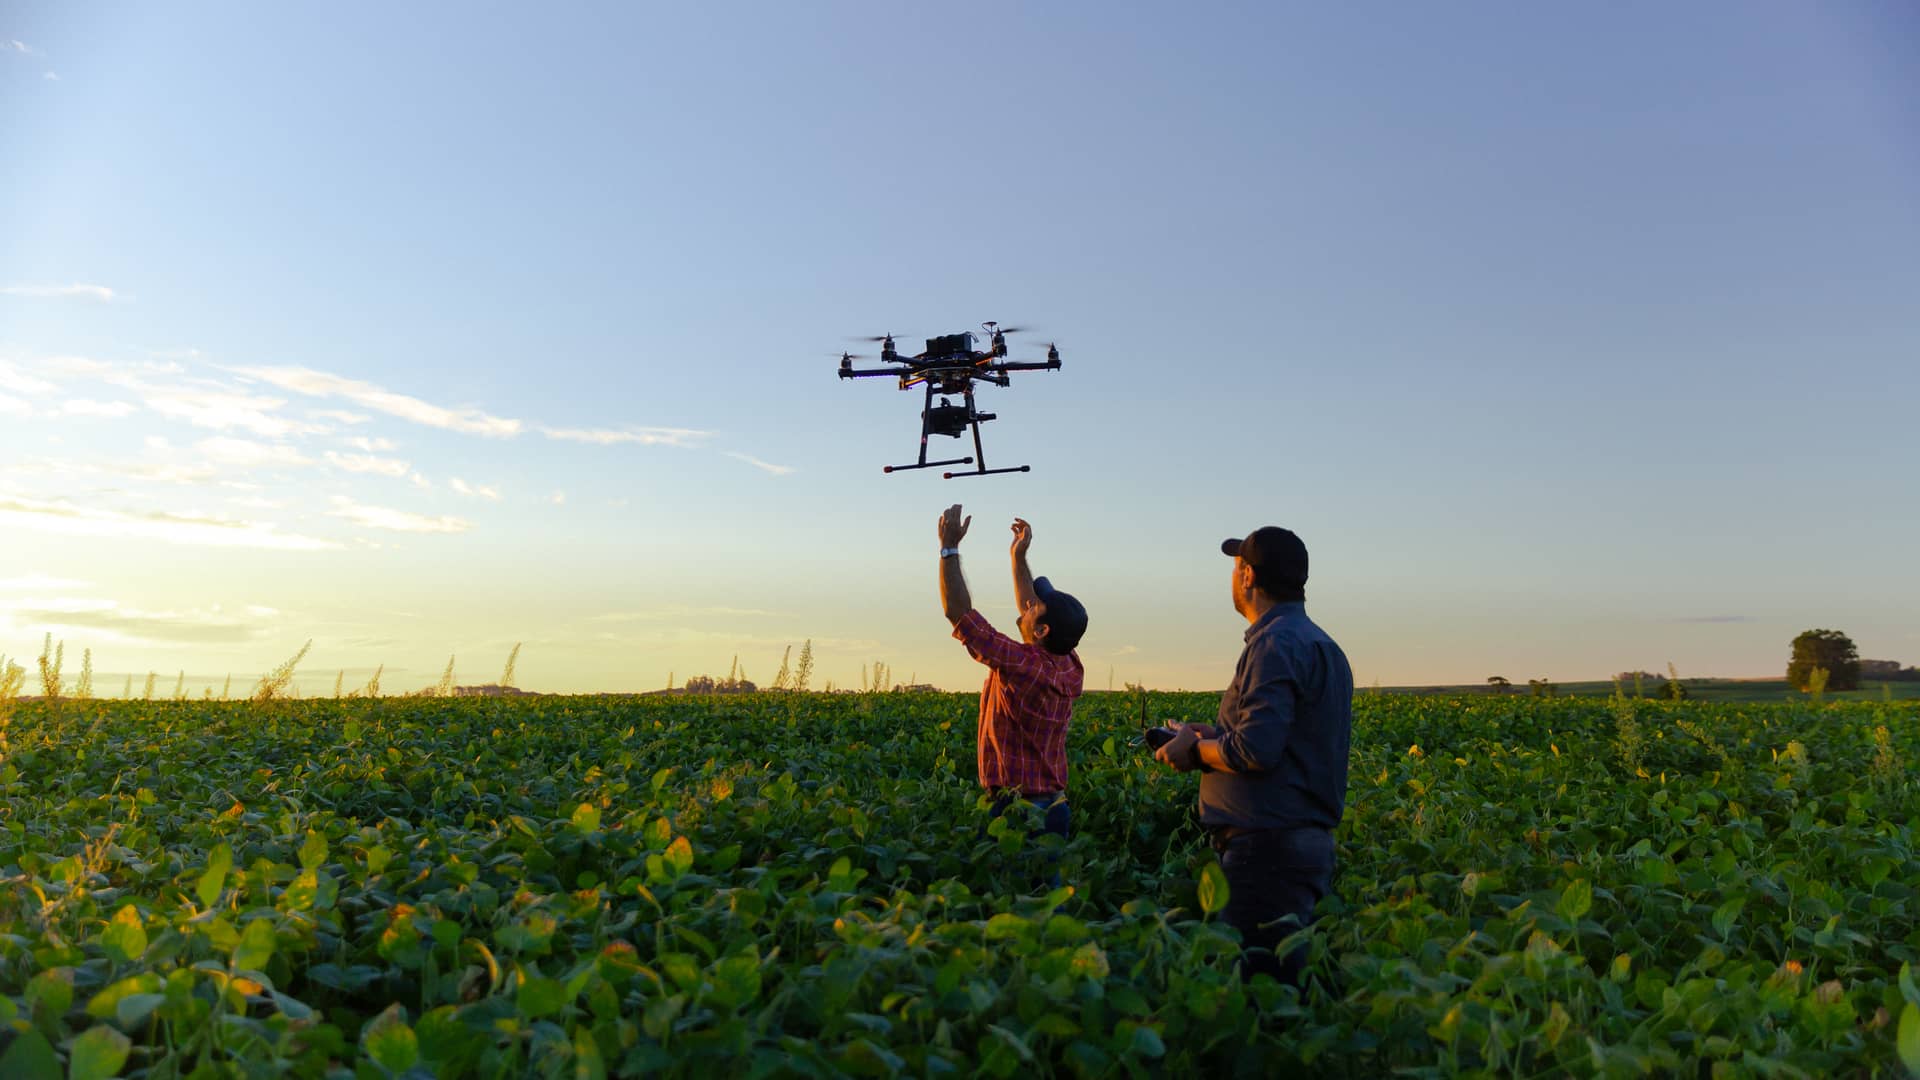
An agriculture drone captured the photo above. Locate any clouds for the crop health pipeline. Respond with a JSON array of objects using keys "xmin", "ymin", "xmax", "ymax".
[
  {"xmin": 56, "ymin": 398, "xmax": 138, "ymax": 418},
  {"xmin": 450, "ymin": 477, "xmax": 501, "ymax": 501},
  {"xmin": 323, "ymin": 450, "xmax": 411, "ymax": 477},
  {"xmin": 725, "ymin": 451, "xmax": 796, "ymax": 476},
  {"xmin": 232, "ymin": 365, "xmax": 523, "ymax": 437},
  {"xmin": 0, "ymin": 493, "xmax": 338, "ymax": 550},
  {"xmin": 326, "ymin": 496, "xmax": 472, "ymax": 534},
  {"xmin": 541, "ymin": 425, "xmax": 709, "ymax": 448},
  {"xmin": 7, "ymin": 598, "xmax": 267, "ymax": 644},
  {"xmin": 1, "ymin": 283, "xmax": 116, "ymax": 301}
]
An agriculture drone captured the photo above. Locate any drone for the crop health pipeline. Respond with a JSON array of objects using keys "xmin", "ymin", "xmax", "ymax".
[{"xmin": 836, "ymin": 321, "xmax": 1063, "ymax": 478}]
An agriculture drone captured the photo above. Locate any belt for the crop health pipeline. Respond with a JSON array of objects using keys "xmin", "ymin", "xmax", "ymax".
[{"xmin": 1207, "ymin": 823, "xmax": 1329, "ymax": 850}]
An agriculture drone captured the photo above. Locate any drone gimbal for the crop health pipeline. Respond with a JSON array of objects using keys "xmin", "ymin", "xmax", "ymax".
[{"xmin": 836, "ymin": 322, "xmax": 1063, "ymax": 479}]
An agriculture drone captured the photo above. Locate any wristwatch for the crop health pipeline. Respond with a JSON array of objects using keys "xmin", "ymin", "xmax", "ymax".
[{"xmin": 940, "ymin": 547, "xmax": 961, "ymax": 559}]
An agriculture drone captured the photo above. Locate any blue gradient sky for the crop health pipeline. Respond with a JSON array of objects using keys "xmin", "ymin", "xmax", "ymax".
[{"xmin": 3, "ymin": 3, "xmax": 1916, "ymax": 694}]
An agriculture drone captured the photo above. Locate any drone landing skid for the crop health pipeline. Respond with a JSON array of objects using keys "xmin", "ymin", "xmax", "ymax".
[
  {"xmin": 945, "ymin": 465, "xmax": 1030, "ymax": 479},
  {"xmin": 883, "ymin": 458, "xmax": 972, "ymax": 473}
]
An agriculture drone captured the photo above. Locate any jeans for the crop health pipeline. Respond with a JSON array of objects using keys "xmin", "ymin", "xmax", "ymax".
[
  {"xmin": 988, "ymin": 791, "xmax": 1070, "ymax": 840},
  {"xmin": 985, "ymin": 791, "xmax": 1070, "ymax": 889},
  {"xmin": 1212, "ymin": 827, "xmax": 1335, "ymax": 987}
]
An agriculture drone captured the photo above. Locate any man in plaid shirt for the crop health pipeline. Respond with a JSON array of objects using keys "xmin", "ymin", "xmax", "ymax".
[{"xmin": 938, "ymin": 503, "xmax": 1089, "ymax": 839}]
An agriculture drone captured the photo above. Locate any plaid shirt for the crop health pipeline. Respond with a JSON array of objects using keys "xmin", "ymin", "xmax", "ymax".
[{"xmin": 953, "ymin": 609, "xmax": 1083, "ymax": 795}]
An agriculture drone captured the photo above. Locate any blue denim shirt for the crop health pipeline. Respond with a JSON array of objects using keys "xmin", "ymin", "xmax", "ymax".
[{"xmin": 1198, "ymin": 602, "xmax": 1353, "ymax": 831}]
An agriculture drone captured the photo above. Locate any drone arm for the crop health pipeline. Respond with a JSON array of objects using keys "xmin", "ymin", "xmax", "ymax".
[
  {"xmin": 986, "ymin": 360, "xmax": 1060, "ymax": 373},
  {"xmin": 840, "ymin": 367, "xmax": 909, "ymax": 379}
]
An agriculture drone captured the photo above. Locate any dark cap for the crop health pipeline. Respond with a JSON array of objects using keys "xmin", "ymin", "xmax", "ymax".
[
  {"xmin": 1033, "ymin": 576, "xmax": 1088, "ymax": 654},
  {"xmin": 1221, "ymin": 526, "xmax": 1308, "ymax": 592}
]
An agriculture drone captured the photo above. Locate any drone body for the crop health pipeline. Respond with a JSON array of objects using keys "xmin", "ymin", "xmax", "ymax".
[{"xmin": 836, "ymin": 322, "xmax": 1063, "ymax": 478}]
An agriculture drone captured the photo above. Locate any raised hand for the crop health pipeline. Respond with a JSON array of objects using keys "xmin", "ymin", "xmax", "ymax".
[
  {"xmin": 938, "ymin": 504, "xmax": 971, "ymax": 548},
  {"xmin": 1010, "ymin": 517, "xmax": 1032, "ymax": 558}
]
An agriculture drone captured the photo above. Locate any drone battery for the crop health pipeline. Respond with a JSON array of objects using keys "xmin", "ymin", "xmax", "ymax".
[{"xmin": 925, "ymin": 333, "xmax": 973, "ymax": 358}]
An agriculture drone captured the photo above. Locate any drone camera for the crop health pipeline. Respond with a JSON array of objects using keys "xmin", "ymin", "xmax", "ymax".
[{"xmin": 924, "ymin": 400, "xmax": 972, "ymax": 438}]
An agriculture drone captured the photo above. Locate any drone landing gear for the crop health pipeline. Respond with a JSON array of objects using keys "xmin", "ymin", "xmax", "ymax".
[
  {"xmin": 884, "ymin": 458, "xmax": 972, "ymax": 474},
  {"xmin": 944, "ymin": 465, "xmax": 1029, "ymax": 479}
]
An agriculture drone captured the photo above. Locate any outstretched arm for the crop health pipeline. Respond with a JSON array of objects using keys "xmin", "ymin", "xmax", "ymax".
[
  {"xmin": 939, "ymin": 504, "xmax": 973, "ymax": 626},
  {"xmin": 1010, "ymin": 517, "xmax": 1038, "ymax": 611}
]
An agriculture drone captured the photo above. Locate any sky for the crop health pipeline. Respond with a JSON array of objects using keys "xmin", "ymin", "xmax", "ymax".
[{"xmin": 3, "ymin": 3, "xmax": 1917, "ymax": 695}]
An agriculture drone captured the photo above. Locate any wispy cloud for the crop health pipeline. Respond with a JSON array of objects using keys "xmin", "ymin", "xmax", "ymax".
[
  {"xmin": 541, "ymin": 425, "xmax": 709, "ymax": 448},
  {"xmin": 1111, "ymin": 645, "xmax": 1141, "ymax": 657},
  {"xmin": 0, "ymin": 393, "xmax": 32, "ymax": 417},
  {"xmin": 0, "ymin": 283, "xmax": 116, "ymax": 301},
  {"xmin": 0, "ymin": 360, "xmax": 59, "ymax": 396},
  {"xmin": 0, "ymin": 493, "xmax": 338, "ymax": 550},
  {"xmin": 6, "ymin": 454, "xmax": 220, "ymax": 487},
  {"xmin": 3, "ymin": 597, "xmax": 269, "ymax": 645},
  {"xmin": 323, "ymin": 450, "xmax": 411, "ymax": 478},
  {"xmin": 232, "ymin": 365, "xmax": 522, "ymax": 437},
  {"xmin": 550, "ymin": 490, "xmax": 566, "ymax": 506},
  {"xmin": 57, "ymin": 398, "xmax": 138, "ymax": 419},
  {"xmin": 1666, "ymin": 615, "xmax": 1758, "ymax": 624},
  {"xmin": 0, "ymin": 573, "xmax": 91, "ymax": 591},
  {"xmin": 4, "ymin": 39, "xmax": 33, "ymax": 54},
  {"xmin": 725, "ymin": 451, "xmax": 796, "ymax": 476},
  {"xmin": 588, "ymin": 606, "xmax": 784, "ymax": 623},
  {"xmin": 344, "ymin": 435, "xmax": 395, "ymax": 452},
  {"xmin": 143, "ymin": 383, "xmax": 321, "ymax": 438},
  {"xmin": 312, "ymin": 408, "xmax": 370, "ymax": 425},
  {"xmin": 450, "ymin": 477, "xmax": 501, "ymax": 501},
  {"xmin": 194, "ymin": 437, "xmax": 312, "ymax": 468},
  {"xmin": 327, "ymin": 496, "xmax": 472, "ymax": 534}
]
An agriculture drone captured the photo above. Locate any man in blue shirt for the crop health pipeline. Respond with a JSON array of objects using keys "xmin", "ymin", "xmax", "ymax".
[{"xmin": 1155, "ymin": 525, "xmax": 1353, "ymax": 986}]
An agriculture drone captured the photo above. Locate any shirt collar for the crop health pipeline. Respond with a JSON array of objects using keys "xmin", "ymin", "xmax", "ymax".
[{"xmin": 1244, "ymin": 601, "xmax": 1305, "ymax": 642}]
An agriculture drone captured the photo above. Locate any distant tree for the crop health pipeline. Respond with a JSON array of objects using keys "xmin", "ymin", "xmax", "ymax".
[
  {"xmin": 1787, "ymin": 629, "xmax": 1859, "ymax": 692},
  {"xmin": 1486, "ymin": 676, "xmax": 1511, "ymax": 693},
  {"xmin": 1859, "ymin": 659, "xmax": 1920, "ymax": 681},
  {"xmin": 1527, "ymin": 678, "xmax": 1557, "ymax": 699}
]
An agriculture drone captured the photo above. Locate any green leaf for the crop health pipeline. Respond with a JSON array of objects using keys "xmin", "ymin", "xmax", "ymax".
[
  {"xmin": 85, "ymin": 973, "xmax": 162, "ymax": 1020},
  {"xmin": 101, "ymin": 905, "xmax": 147, "ymax": 964},
  {"xmin": 284, "ymin": 868, "xmax": 319, "ymax": 911},
  {"xmin": 1901, "ymin": 962, "xmax": 1920, "ymax": 1008},
  {"xmin": 571, "ymin": 803, "xmax": 601, "ymax": 834},
  {"xmin": 709, "ymin": 953, "xmax": 762, "ymax": 1010},
  {"xmin": 27, "ymin": 970, "xmax": 73, "ymax": 1017},
  {"xmin": 1711, "ymin": 897, "xmax": 1744, "ymax": 940},
  {"xmin": 365, "ymin": 844, "xmax": 393, "ymax": 876},
  {"xmin": 298, "ymin": 829, "xmax": 328, "ymax": 870},
  {"xmin": 1899, "ymin": 1002, "xmax": 1920, "ymax": 1076},
  {"xmin": 232, "ymin": 917, "xmax": 276, "ymax": 972},
  {"xmin": 362, "ymin": 1004, "xmax": 419, "ymax": 1073},
  {"xmin": 985, "ymin": 913, "xmax": 1028, "ymax": 940},
  {"xmin": 663, "ymin": 836, "xmax": 693, "ymax": 877},
  {"xmin": 113, "ymin": 994, "xmax": 167, "ymax": 1030},
  {"xmin": 1557, "ymin": 879, "xmax": 1592, "ymax": 922},
  {"xmin": 1129, "ymin": 1025, "xmax": 1166, "ymax": 1059},
  {"xmin": 517, "ymin": 972, "xmax": 569, "ymax": 1018},
  {"xmin": 195, "ymin": 843, "xmax": 232, "ymax": 908},
  {"xmin": 67, "ymin": 1025, "xmax": 131, "ymax": 1080},
  {"xmin": 0, "ymin": 1029, "xmax": 59, "ymax": 1080},
  {"xmin": 828, "ymin": 855, "xmax": 855, "ymax": 892},
  {"xmin": 1197, "ymin": 862, "xmax": 1230, "ymax": 917},
  {"xmin": 574, "ymin": 1025, "xmax": 607, "ymax": 1080}
]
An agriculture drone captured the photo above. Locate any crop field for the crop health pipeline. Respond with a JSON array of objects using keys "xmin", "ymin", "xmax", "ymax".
[{"xmin": 0, "ymin": 691, "xmax": 1916, "ymax": 1078}]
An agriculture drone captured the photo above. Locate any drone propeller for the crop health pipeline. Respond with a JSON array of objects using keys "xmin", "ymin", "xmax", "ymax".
[
  {"xmin": 848, "ymin": 333, "xmax": 911, "ymax": 344},
  {"xmin": 831, "ymin": 352, "xmax": 872, "ymax": 361},
  {"xmin": 995, "ymin": 325, "xmax": 1037, "ymax": 335}
]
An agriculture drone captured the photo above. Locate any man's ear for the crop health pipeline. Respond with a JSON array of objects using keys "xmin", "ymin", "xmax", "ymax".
[{"xmin": 1033, "ymin": 618, "xmax": 1049, "ymax": 644}]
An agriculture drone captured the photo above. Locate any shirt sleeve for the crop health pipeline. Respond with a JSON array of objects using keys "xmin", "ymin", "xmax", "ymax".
[
  {"xmin": 953, "ymin": 610, "xmax": 1028, "ymax": 671},
  {"xmin": 1216, "ymin": 637, "xmax": 1296, "ymax": 773}
]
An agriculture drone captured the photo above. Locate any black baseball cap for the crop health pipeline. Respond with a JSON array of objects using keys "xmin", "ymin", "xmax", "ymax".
[
  {"xmin": 1221, "ymin": 526, "xmax": 1308, "ymax": 591},
  {"xmin": 1033, "ymin": 576, "xmax": 1088, "ymax": 654}
]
